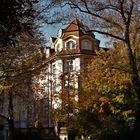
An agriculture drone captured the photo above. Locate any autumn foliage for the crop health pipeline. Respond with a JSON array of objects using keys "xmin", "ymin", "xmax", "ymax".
[{"xmin": 78, "ymin": 45, "xmax": 139, "ymax": 139}]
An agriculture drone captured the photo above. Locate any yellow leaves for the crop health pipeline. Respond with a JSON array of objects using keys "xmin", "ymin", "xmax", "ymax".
[
  {"xmin": 122, "ymin": 110, "xmax": 133, "ymax": 117},
  {"xmin": 110, "ymin": 106, "xmax": 133, "ymax": 118},
  {"xmin": 110, "ymin": 106, "xmax": 120, "ymax": 114},
  {"xmin": 113, "ymin": 94, "xmax": 124, "ymax": 104},
  {"xmin": 0, "ymin": 85, "xmax": 12, "ymax": 92},
  {"xmin": 85, "ymin": 45, "xmax": 132, "ymax": 94}
]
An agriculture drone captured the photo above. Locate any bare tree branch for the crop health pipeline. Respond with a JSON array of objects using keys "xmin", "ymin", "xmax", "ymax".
[
  {"xmin": 67, "ymin": 1, "xmax": 124, "ymax": 31},
  {"xmin": 91, "ymin": 29, "xmax": 125, "ymax": 41}
]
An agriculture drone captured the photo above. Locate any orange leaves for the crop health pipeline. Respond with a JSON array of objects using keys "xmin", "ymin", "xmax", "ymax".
[{"xmin": 99, "ymin": 96, "xmax": 111, "ymax": 113}]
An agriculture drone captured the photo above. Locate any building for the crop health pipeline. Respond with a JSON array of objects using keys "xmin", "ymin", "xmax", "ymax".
[
  {"xmin": 44, "ymin": 18, "xmax": 100, "ymax": 108},
  {"xmin": 0, "ymin": 113, "xmax": 8, "ymax": 140},
  {"xmin": 41, "ymin": 19, "xmax": 100, "ymax": 138}
]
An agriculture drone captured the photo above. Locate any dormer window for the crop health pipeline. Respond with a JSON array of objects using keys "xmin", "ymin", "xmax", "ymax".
[
  {"xmin": 81, "ymin": 40, "xmax": 92, "ymax": 50},
  {"xmin": 65, "ymin": 39, "xmax": 76, "ymax": 50}
]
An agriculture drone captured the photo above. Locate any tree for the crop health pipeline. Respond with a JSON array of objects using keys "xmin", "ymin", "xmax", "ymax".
[
  {"xmin": 0, "ymin": 30, "xmax": 45, "ymax": 140},
  {"xmin": 0, "ymin": 0, "xmax": 40, "ymax": 48},
  {"xmin": 62, "ymin": 46, "xmax": 137, "ymax": 140},
  {"xmin": 44, "ymin": 0, "xmax": 140, "ymax": 137},
  {"xmin": 80, "ymin": 46, "xmax": 138, "ymax": 139},
  {"xmin": 0, "ymin": 0, "xmax": 48, "ymax": 139}
]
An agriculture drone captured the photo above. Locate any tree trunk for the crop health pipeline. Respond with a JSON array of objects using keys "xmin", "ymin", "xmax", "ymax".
[
  {"xmin": 126, "ymin": 43, "xmax": 140, "ymax": 97},
  {"xmin": 8, "ymin": 90, "xmax": 14, "ymax": 140},
  {"xmin": 126, "ymin": 41, "xmax": 140, "ymax": 139}
]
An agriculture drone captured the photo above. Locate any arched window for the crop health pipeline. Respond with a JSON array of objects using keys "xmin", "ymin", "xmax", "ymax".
[
  {"xmin": 66, "ymin": 40, "xmax": 76, "ymax": 50},
  {"xmin": 81, "ymin": 40, "xmax": 92, "ymax": 50}
]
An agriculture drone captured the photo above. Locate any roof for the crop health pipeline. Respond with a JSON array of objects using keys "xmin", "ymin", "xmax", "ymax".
[
  {"xmin": 64, "ymin": 18, "xmax": 85, "ymax": 31},
  {"xmin": 51, "ymin": 37, "xmax": 57, "ymax": 43},
  {"xmin": 63, "ymin": 18, "xmax": 94, "ymax": 36},
  {"xmin": 71, "ymin": 18, "xmax": 86, "ymax": 29}
]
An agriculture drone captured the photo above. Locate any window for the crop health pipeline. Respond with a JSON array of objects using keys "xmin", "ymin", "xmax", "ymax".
[
  {"xmin": 64, "ymin": 60, "xmax": 73, "ymax": 73},
  {"xmin": 64, "ymin": 80, "xmax": 73, "ymax": 88},
  {"xmin": 52, "ymin": 64, "xmax": 56, "ymax": 74},
  {"xmin": 82, "ymin": 40, "xmax": 92, "ymax": 50},
  {"xmin": 66, "ymin": 40, "xmax": 76, "ymax": 50}
]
